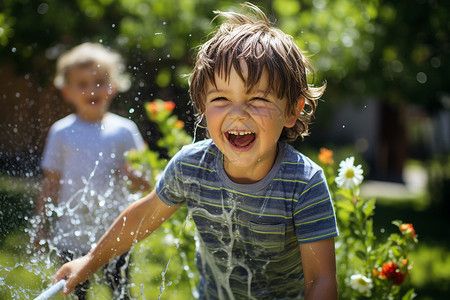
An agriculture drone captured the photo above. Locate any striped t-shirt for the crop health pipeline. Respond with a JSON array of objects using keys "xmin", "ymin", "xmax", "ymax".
[{"xmin": 156, "ymin": 139, "xmax": 338, "ymax": 299}]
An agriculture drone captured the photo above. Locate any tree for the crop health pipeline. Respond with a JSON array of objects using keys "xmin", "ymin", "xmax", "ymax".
[{"xmin": 1, "ymin": 0, "xmax": 448, "ymax": 178}]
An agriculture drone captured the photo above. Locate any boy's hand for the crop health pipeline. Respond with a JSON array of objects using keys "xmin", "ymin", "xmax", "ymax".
[{"xmin": 53, "ymin": 255, "xmax": 95, "ymax": 295}]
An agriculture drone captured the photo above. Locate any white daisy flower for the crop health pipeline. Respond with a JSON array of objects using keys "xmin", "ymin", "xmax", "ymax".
[
  {"xmin": 350, "ymin": 274, "xmax": 373, "ymax": 295},
  {"xmin": 335, "ymin": 156, "xmax": 364, "ymax": 189}
]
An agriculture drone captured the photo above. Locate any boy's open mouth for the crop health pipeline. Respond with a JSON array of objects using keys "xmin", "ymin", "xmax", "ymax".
[
  {"xmin": 225, "ymin": 130, "xmax": 256, "ymax": 148},
  {"xmin": 88, "ymin": 98, "xmax": 99, "ymax": 105}
]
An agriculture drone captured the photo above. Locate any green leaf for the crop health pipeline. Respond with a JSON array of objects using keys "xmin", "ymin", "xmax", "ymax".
[
  {"xmin": 392, "ymin": 220, "xmax": 403, "ymax": 227},
  {"xmin": 355, "ymin": 250, "xmax": 367, "ymax": 260},
  {"xmin": 362, "ymin": 198, "xmax": 376, "ymax": 218},
  {"xmin": 401, "ymin": 288, "xmax": 417, "ymax": 300}
]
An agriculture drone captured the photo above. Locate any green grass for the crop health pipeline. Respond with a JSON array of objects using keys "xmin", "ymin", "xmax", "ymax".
[{"xmin": 0, "ymin": 225, "xmax": 197, "ymax": 299}]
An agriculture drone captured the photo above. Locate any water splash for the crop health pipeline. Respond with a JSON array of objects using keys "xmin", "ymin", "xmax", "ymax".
[
  {"xmin": 0, "ymin": 157, "xmax": 146, "ymax": 299},
  {"xmin": 188, "ymin": 191, "xmax": 256, "ymax": 300}
]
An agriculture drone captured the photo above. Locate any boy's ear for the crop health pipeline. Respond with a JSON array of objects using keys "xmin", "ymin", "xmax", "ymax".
[
  {"xmin": 61, "ymin": 86, "xmax": 73, "ymax": 103},
  {"xmin": 284, "ymin": 97, "xmax": 305, "ymax": 128}
]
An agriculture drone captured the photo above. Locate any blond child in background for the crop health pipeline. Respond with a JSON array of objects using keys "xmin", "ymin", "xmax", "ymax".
[
  {"xmin": 54, "ymin": 3, "xmax": 338, "ymax": 299},
  {"xmin": 35, "ymin": 42, "xmax": 150, "ymax": 299}
]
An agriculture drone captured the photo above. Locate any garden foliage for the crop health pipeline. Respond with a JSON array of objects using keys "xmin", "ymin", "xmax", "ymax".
[{"xmin": 319, "ymin": 148, "xmax": 418, "ymax": 299}]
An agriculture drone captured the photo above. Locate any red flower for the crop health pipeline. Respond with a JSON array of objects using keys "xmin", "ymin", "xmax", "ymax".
[
  {"xmin": 399, "ymin": 223, "xmax": 416, "ymax": 239},
  {"xmin": 380, "ymin": 261, "xmax": 406, "ymax": 285},
  {"xmin": 318, "ymin": 148, "xmax": 334, "ymax": 166}
]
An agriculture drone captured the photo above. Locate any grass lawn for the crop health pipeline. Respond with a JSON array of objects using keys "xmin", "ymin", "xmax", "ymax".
[{"xmin": 0, "ymin": 216, "xmax": 198, "ymax": 299}]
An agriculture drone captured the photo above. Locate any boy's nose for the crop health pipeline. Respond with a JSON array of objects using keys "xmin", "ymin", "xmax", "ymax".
[
  {"xmin": 227, "ymin": 103, "xmax": 250, "ymax": 120},
  {"xmin": 83, "ymin": 84, "xmax": 103, "ymax": 94}
]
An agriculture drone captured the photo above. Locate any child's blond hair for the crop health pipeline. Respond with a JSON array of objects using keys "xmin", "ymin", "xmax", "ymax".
[
  {"xmin": 53, "ymin": 42, "xmax": 130, "ymax": 92},
  {"xmin": 189, "ymin": 2, "xmax": 326, "ymax": 141}
]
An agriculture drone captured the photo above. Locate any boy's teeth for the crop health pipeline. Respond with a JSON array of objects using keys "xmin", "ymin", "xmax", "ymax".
[{"xmin": 228, "ymin": 130, "xmax": 253, "ymax": 135}]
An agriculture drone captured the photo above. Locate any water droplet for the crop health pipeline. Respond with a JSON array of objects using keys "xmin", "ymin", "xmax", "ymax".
[
  {"xmin": 416, "ymin": 72, "xmax": 427, "ymax": 84},
  {"xmin": 129, "ymin": 108, "xmax": 135, "ymax": 113}
]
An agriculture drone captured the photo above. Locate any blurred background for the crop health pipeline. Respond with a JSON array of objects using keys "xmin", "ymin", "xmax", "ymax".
[{"xmin": 0, "ymin": 0, "xmax": 449, "ymax": 299}]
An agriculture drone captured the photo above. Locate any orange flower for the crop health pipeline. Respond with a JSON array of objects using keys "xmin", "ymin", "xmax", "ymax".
[
  {"xmin": 318, "ymin": 148, "xmax": 334, "ymax": 166},
  {"xmin": 399, "ymin": 223, "xmax": 416, "ymax": 239},
  {"xmin": 399, "ymin": 259, "xmax": 411, "ymax": 274},
  {"xmin": 146, "ymin": 101, "xmax": 160, "ymax": 116},
  {"xmin": 174, "ymin": 120, "xmax": 185, "ymax": 129},
  {"xmin": 379, "ymin": 261, "xmax": 406, "ymax": 285},
  {"xmin": 372, "ymin": 268, "xmax": 380, "ymax": 277},
  {"xmin": 163, "ymin": 101, "xmax": 176, "ymax": 112}
]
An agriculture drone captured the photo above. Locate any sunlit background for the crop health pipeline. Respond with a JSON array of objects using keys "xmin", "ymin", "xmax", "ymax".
[{"xmin": 1, "ymin": 0, "xmax": 449, "ymax": 299}]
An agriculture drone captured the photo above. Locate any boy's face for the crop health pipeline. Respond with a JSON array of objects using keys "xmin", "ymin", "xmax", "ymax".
[
  {"xmin": 62, "ymin": 64, "xmax": 116, "ymax": 122},
  {"xmin": 204, "ymin": 62, "xmax": 299, "ymax": 183}
]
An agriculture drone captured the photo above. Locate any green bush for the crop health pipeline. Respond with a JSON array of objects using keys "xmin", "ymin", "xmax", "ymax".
[
  {"xmin": 426, "ymin": 155, "xmax": 450, "ymax": 211},
  {"xmin": 0, "ymin": 177, "xmax": 37, "ymax": 242}
]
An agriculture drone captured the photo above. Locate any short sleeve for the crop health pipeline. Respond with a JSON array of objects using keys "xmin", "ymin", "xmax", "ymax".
[
  {"xmin": 127, "ymin": 122, "xmax": 145, "ymax": 151},
  {"xmin": 294, "ymin": 169, "xmax": 338, "ymax": 244},
  {"xmin": 156, "ymin": 150, "xmax": 186, "ymax": 206},
  {"xmin": 41, "ymin": 125, "xmax": 63, "ymax": 173}
]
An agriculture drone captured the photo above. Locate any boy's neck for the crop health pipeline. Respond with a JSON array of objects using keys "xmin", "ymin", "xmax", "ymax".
[
  {"xmin": 76, "ymin": 112, "xmax": 108, "ymax": 123},
  {"xmin": 222, "ymin": 144, "xmax": 280, "ymax": 184}
]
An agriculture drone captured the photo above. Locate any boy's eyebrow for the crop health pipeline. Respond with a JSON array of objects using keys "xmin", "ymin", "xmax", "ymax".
[
  {"xmin": 206, "ymin": 87, "xmax": 274, "ymax": 96},
  {"xmin": 206, "ymin": 87, "xmax": 221, "ymax": 95}
]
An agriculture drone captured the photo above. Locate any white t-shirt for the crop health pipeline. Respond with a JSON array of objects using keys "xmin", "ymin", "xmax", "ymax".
[{"xmin": 41, "ymin": 113, "xmax": 145, "ymax": 253}]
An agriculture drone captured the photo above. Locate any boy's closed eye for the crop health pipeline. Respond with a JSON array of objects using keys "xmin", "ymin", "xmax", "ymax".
[
  {"xmin": 249, "ymin": 97, "xmax": 272, "ymax": 106},
  {"xmin": 208, "ymin": 96, "xmax": 271, "ymax": 104},
  {"xmin": 207, "ymin": 97, "xmax": 230, "ymax": 106},
  {"xmin": 210, "ymin": 97, "xmax": 228, "ymax": 102}
]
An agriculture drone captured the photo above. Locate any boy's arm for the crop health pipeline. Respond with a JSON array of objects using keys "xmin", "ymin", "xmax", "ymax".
[
  {"xmin": 54, "ymin": 189, "xmax": 179, "ymax": 295},
  {"xmin": 300, "ymin": 238, "xmax": 338, "ymax": 300},
  {"xmin": 34, "ymin": 170, "xmax": 61, "ymax": 249}
]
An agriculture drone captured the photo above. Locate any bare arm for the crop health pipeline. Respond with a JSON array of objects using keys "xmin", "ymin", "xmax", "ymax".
[
  {"xmin": 54, "ymin": 189, "xmax": 180, "ymax": 295},
  {"xmin": 34, "ymin": 170, "xmax": 61, "ymax": 248},
  {"xmin": 300, "ymin": 238, "xmax": 338, "ymax": 300}
]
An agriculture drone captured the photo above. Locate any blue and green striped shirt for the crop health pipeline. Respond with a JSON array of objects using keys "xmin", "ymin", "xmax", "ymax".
[{"xmin": 157, "ymin": 139, "xmax": 338, "ymax": 299}]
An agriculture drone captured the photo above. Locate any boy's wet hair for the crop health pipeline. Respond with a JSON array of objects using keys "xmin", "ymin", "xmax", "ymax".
[
  {"xmin": 53, "ymin": 42, "xmax": 130, "ymax": 92},
  {"xmin": 189, "ymin": 2, "xmax": 326, "ymax": 141}
]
